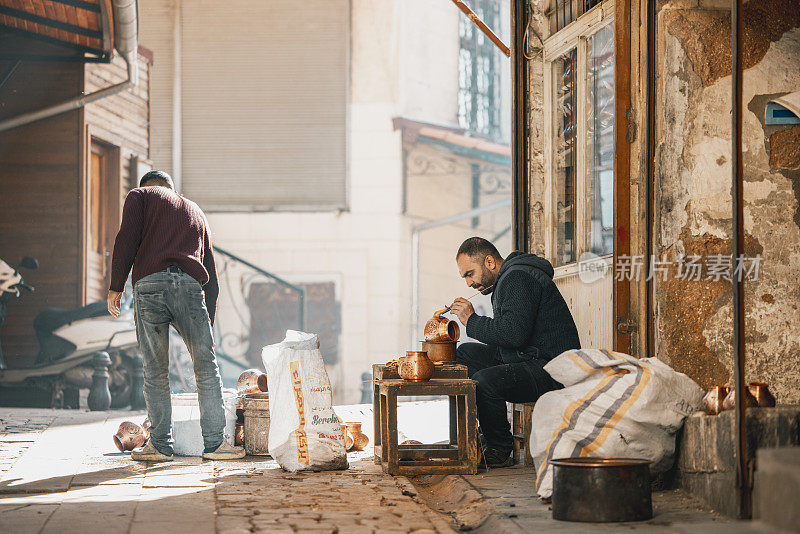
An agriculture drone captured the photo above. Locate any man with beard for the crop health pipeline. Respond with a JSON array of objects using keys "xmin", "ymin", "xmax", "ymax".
[{"xmin": 448, "ymin": 237, "xmax": 580, "ymax": 468}]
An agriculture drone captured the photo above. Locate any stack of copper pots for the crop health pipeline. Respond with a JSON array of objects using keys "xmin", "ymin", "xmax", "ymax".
[
  {"xmin": 236, "ymin": 369, "xmax": 268, "ymax": 447},
  {"xmin": 421, "ymin": 307, "xmax": 460, "ymax": 362},
  {"xmin": 701, "ymin": 382, "xmax": 776, "ymax": 415}
]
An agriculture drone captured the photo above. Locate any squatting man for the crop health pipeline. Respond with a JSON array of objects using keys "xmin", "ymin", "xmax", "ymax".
[{"xmin": 449, "ymin": 237, "xmax": 581, "ymax": 468}]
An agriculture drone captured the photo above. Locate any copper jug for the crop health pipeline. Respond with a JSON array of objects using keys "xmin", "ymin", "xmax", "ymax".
[
  {"xmin": 237, "ymin": 369, "xmax": 268, "ymax": 395},
  {"xmin": 113, "ymin": 421, "xmax": 147, "ymax": 452},
  {"xmin": 748, "ymin": 382, "xmax": 776, "ymax": 407},
  {"xmin": 701, "ymin": 386, "xmax": 729, "ymax": 415},
  {"xmin": 424, "ymin": 307, "xmax": 461, "ymax": 342},
  {"xmin": 722, "ymin": 387, "xmax": 758, "ymax": 411},
  {"xmin": 345, "ymin": 422, "xmax": 369, "ymax": 451},
  {"xmin": 398, "ymin": 351, "xmax": 435, "ymax": 382}
]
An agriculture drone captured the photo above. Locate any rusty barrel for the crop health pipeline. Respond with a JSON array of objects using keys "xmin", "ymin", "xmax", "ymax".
[
  {"xmin": 551, "ymin": 457, "xmax": 652, "ymax": 522},
  {"xmin": 243, "ymin": 392, "xmax": 271, "ymax": 456}
]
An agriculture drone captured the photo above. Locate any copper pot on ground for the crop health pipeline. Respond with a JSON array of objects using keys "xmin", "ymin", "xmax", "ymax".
[
  {"xmin": 701, "ymin": 386, "xmax": 730, "ymax": 415},
  {"xmin": 748, "ymin": 382, "xmax": 776, "ymax": 407},
  {"xmin": 722, "ymin": 387, "xmax": 758, "ymax": 411},
  {"xmin": 341, "ymin": 423, "xmax": 354, "ymax": 451},
  {"xmin": 424, "ymin": 308, "xmax": 461, "ymax": 343},
  {"xmin": 113, "ymin": 421, "xmax": 148, "ymax": 452},
  {"xmin": 398, "ymin": 351, "xmax": 435, "ymax": 382},
  {"xmin": 420, "ymin": 340, "xmax": 456, "ymax": 362},
  {"xmin": 238, "ymin": 369, "xmax": 268, "ymax": 395},
  {"xmin": 345, "ymin": 422, "xmax": 369, "ymax": 451},
  {"xmin": 234, "ymin": 422, "xmax": 245, "ymax": 446}
]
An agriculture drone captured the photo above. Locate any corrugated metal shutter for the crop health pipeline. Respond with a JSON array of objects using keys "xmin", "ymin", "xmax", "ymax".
[
  {"xmin": 138, "ymin": 0, "xmax": 175, "ymax": 176},
  {"xmin": 180, "ymin": 0, "xmax": 348, "ymax": 211}
]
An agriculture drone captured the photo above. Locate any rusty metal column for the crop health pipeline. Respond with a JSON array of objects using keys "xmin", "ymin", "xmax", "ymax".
[
  {"xmin": 511, "ymin": 0, "xmax": 529, "ymax": 252},
  {"xmin": 731, "ymin": 0, "xmax": 750, "ymax": 519}
]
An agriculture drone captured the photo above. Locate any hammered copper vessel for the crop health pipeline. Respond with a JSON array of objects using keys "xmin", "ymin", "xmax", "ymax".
[
  {"xmin": 113, "ymin": 421, "xmax": 147, "ymax": 452},
  {"xmin": 345, "ymin": 422, "xmax": 369, "ymax": 451},
  {"xmin": 420, "ymin": 340, "xmax": 456, "ymax": 362},
  {"xmin": 701, "ymin": 386, "xmax": 730, "ymax": 415},
  {"xmin": 341, "ymin": 423, "xmax": 354, "ymax": 451},
  {"xmin": 424, "ymin": 308, "xmax": 461, "ymax": 343},
  {"xmin": 398, "ymin": 351, "xmax": 435, "ymax": 382},
  {"xmin": 748, "ymin": 382, "xmax": 776, "ymax": 407},
  {"xmin": 234, "ymin": 421, "xmax": 245, "ymax": 446},
  {"xmin": 237, "ymin": 369, "xmax": 268, "ymax": 395},
  {"xmin": 722, "ymin": 387, "xmax": 758, "ymax": 411}
]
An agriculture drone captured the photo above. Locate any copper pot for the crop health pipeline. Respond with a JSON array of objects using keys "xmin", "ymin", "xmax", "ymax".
[
  {"xmin": 113, "ymin": 421, "xmax": 147, "ymax": 452},
  {"xmin": 424, "ymin": 307, "xmax": 461, "ymax": 343},
  {"xmin": 748, "ymin": 382, "xmax": 776, "ymax": 407},
  {"xmin": 238, "ymin": 369, "xmax": 268, "ymax": 395},
  {"xmin": 341, "ymin": 423, "xmax": 354, "ymax": 451},
  {"xmin": 722, "ymin": 387, "xmax": 758, "ymax": 411},
  {"xmin": 420, "ymin": 340, "xmax": 456, "ymax": 363},
  {"xmin": 398, "ymin": 351, "xmax": 435, "ymax": 382},
  {"xmin": 234, "ymin": 421, "xmax": 245, "ymax": 446},
  {"xmin": 701, "ymin": 386, "xmax": 730, "ymax": 415},
  {"xmin": 345, "ymin": 422, "xmax": 369, "ymax": 451},
  {"xmin": 142, "ymin": 418, "xmax": 151, "ymax": 438}
]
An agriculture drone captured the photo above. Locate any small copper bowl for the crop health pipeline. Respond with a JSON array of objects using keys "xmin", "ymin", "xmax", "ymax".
[
  {"xmin": 420, "ymin": 340, "xmax": 456, "ymax": 363},
  {"xmin": 113, "ymin": 421, "xmax": 147, "ymax": 452},
  {"xmin": 722, "ymin": 387, "xmax": 758, "ymax": 411},
  {"xmin": 237, "ymin": 369, "xmax": 268, "ymax": 395},
  {"xmin": 701, "ymin": 386, "xmax": 730, "ymax": 415},
  {"xmin": 748, "ymin": 382, "xmax": 776, "ymax": 407},
  {"xmin": 398, "ymin": 351, "xmax": 435, "ymax": 382}
]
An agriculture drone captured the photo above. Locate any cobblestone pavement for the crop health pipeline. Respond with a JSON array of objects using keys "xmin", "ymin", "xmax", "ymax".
[{"xmin": 0, "ymin": 408, "xmax": 454, "ymax": 534}]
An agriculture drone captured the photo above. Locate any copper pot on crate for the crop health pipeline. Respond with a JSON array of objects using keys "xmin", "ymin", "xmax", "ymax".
[
  {"xmin": 722, "ymin": 387, "xmax": 758, "ymax": 411},
  {"xmin": 398, "ymin": 351, "xmax": 435, "ymax": 382},
  {"xmin": 701, "ymin": 386, "xmax": 730, "ymax": 415},
  {"xmin": 113, "ymin": 421, "xmax": 148, "ymax": 452},
  {"xmin": 748, "ymin": 382, "xmax": 776, "ymax": 407},
  {"xmin": 424, "ymin": 307, "xmax": 460, "ymax": 343},
  {"xmin": 238, "ymin": 369, "xmax": 268, "ymax": 395},
  {"xmin": 420, "ymin": 340, "xmax": 456, "ymax": 362}
]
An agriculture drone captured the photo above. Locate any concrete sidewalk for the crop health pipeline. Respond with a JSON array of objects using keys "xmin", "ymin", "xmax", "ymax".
[{"xmin": 0, "ymin": 408, "xmax": 453, "ymax": 534}]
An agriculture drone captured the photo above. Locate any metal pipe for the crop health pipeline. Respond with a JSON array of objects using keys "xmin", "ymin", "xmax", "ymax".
[
  {"xmin": 645, "ymin": 0, "xmax": 656, "ymax": 357},
  {"xmin": 449, "ymin": 0, "xmax": 511, "ymax": 57},
  {"xmin": 0, "ymin": 0, "xmax": 138, "ymax": 133},
  {"xmin": 410, "ymin": 199, "xmax": 512, "ymax": 345},
  {"xmin": 731, "ymin": 0, "xmax": 749, "ymax": 519},
  {"xmin": 511, "ymin": 0, "xmax": 529, "ymax": 251}
]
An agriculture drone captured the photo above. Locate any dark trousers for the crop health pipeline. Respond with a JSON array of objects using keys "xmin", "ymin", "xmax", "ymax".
[{"xmin": 456, "ymin": 342, "xmax": 562, "ymax": 454}]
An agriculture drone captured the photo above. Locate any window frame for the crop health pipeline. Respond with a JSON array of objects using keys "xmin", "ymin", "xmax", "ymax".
[{"xmin": 542, "ymin": 0, "xmax": 614, "ymax": 273}]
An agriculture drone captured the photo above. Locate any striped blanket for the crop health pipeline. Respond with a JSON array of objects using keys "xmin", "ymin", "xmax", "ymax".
[{"xmin": 531, "ymin": 349, "xmax": 703, "ymax": 498}]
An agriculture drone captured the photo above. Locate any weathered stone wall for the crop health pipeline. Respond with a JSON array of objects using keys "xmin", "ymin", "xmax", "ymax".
[{"xmin": 655, "ymin": 0, "xmax": 800, "ymax": 402}]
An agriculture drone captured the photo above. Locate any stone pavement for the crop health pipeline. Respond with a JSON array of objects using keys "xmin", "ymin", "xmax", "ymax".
[{"xmin": 0, "ymin": 408, "xmax": 454, "ymax": 534}]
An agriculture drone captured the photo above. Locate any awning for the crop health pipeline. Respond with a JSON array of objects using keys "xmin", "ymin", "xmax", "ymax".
[{"xmin": 0, "ymin": 0, "xmax": 114, "ymax": 59}]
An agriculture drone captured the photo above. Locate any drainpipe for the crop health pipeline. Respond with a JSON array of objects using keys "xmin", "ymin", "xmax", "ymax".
[
  {"xmin": 410, "ymin": 198, "xmax": 512, "ymax": 346},
  {"xmin": 0, "ymin": 0, "xmax": 139, "ymax": 133}
]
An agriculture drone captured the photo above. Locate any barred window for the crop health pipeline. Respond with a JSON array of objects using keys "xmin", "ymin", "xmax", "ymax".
[{"xmin": 458, "ymin": 0, "xmax": 502, "ymax": 139}]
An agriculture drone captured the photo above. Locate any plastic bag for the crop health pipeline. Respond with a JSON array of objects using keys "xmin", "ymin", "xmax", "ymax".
[
  {"xmin": 171, "ymin": 390, "xmax": 238, "ymax": 456},
  {"xmin": 261, "ymin": 330, "xmax": 348, "ymax": 472},
  {"xmin": 530, "ymin": 349, "xmax": 703, "ymax": 498}
]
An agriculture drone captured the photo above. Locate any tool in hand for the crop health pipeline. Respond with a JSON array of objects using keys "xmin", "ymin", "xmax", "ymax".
[{"xmin": 441, "ymin": 286, "xmax": 493, "ymax": 314}]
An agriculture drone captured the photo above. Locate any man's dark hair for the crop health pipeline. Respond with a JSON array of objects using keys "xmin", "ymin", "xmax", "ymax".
[
  {"xmin": 457, "ymin": 237, "xmax": 502, "ymax": 262},
  {"xmin": 139, "ymin": 170, "xmax": 174, "ymax": 189}
]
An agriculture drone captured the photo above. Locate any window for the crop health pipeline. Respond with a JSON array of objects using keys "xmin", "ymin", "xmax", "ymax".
[
  {"xmin": 458, "ymin": 0, "xmax": 502, "ymax": 139},
  {"xmin": 544, "ymin": 3, "xmax": 613, "ymax": 267}
]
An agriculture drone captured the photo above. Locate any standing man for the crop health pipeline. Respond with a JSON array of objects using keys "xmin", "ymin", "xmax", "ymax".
[
  {"xmin": 108, "ymin": 170, "xmax": 244, "ymax": 461},
  {"xmin": 449, "ymin": 237, "xmax": 580, "ymax": 468}
]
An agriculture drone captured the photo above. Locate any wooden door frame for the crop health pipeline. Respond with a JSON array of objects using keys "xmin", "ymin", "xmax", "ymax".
[{"xmin": 80, "ymin": 126, "xmax": 121, "ymax": 304}]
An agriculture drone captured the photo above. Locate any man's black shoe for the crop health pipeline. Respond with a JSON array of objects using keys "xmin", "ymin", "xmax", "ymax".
[{"xmin": 478, "ymin": 447, "xmax": 515, "ymax": 470}]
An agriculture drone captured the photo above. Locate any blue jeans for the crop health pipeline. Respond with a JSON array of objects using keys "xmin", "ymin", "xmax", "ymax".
[
  {"xmin": 456, "ymin": 342, "xmax": 562, "ymax": 454},
  {"xmin": 133, "ymin": 269, "xmax": 225, "ymax": 455}
]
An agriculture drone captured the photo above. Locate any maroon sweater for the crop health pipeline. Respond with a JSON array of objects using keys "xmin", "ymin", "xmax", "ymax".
[{"xmin": 110, "ymin": 186, "xmax": 219, "ymax": 323}]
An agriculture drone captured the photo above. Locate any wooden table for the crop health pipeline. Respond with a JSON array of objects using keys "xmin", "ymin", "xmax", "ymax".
[{"xmin": 372, "ymin": 363, "xmax": 477, "ymax": 475}]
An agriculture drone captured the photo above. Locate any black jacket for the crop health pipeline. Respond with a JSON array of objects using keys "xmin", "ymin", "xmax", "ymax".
[{"xmin": 465, "ymin": 251, "xmax": 581, "ymax": 364}]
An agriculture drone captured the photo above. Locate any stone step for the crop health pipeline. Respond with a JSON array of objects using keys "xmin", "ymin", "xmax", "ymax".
[{"xmin": 753, "ymin": 447, "xmax": 800, "ymax": 532}]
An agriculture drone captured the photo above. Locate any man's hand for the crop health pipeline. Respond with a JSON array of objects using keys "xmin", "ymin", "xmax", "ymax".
[
  {"xmin": 449, "ymin": 297, "xmax": 475, "ymax": 325},
  {"xmin": 107, "ymin": 290, "xmax": 122, "ymax": 317}
]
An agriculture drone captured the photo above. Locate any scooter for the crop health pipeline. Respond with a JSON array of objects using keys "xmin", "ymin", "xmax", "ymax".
[{"xmin": 0, "ymin": 256, "xmax": 143, "ymax": 410}]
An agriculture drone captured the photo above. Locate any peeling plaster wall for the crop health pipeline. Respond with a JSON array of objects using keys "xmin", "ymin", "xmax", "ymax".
[{"xmin": 656, "ymin": 0, "xmax": 800, "ymax": 403}]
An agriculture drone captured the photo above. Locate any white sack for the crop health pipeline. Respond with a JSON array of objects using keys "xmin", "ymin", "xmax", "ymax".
[
  {"xmin": 531, "ymin": 349, "xmax": 703, "ymax": 498},
  {"xmin": 261, "ymin": 330, "xmax": 348, "ymax": 472}
]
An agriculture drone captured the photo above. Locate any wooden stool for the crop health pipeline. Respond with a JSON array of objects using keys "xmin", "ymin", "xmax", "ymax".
[
  {"xmin": 372, "ymin": 362, "xmax": 467, "ymax": 465},
  {"xmin": 512, "ymin": 402, "xmax": 535, "ymax": 466},
  {"xmin": 376, "ymin": 377, "xmax": 477, "ymax": 475}
]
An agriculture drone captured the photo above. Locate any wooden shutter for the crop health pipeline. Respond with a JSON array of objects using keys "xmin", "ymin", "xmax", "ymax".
[{"xmin": 180, "ymin": 0, "xmax": 348, "ymax": 211}]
